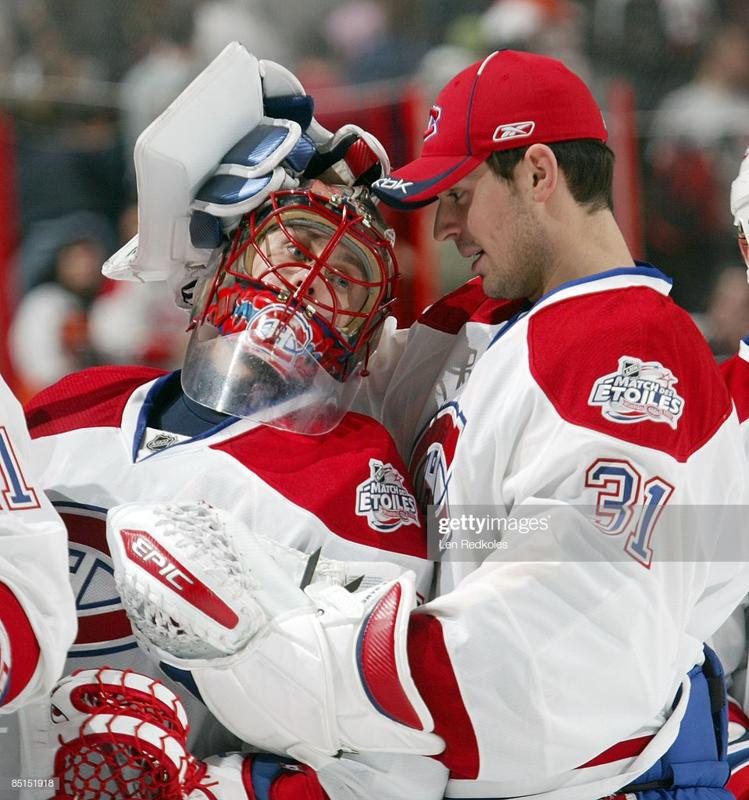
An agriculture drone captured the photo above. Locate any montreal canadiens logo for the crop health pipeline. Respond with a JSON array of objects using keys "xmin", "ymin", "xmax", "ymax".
[
  {"xmin": 239, "ymin": 301, "xmax": 315, "ymax": 358},
  {"xmin": 409, "ymin": 402, "xmax": 466, "ymax": 514},
  {"xmin": 355, "ymin": 459, "xmax": 420, "ymax": 532},
  {"xmin": 60, "ymin": 506, "xmax": 137, "ymax": 657},
  {"xmin": 588, "ymin": 356, "xmax": 685, "ymax": 429},
  {"xmin": 424, "ymin": 105, "xmax": 441, "ymax": 141}
]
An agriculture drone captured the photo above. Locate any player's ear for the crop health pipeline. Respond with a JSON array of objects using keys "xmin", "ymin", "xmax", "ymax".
[{"xmin": 523, "ymin": 144, "xmax": 558, "ymax": 203}]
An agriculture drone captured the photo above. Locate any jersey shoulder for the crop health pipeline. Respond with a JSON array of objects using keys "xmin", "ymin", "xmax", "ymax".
[
  {"xmin": 721, "ymin": 351, "xmax": 749, "ymax": 424},
  {"xmin": 527, "ymin": 285, "xmax": 732, "ymax": 461},
  {"xmin": 25, "ymin": 366, "xmax": 166, "ymax": 438},
  {"xmin": 213, "ymin": 411, "xmax": 426, "ymax": 558},
  {"xmin": 418, "ymin": 277, "xmax": 525, "ymax": 334}
]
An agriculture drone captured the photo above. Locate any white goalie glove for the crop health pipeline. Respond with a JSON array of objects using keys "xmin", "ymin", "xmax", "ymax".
[
  {"xmin": 50, "ymin": 667, "xmax": 327, "ymax": 800},
  {"xmin": 105, "ymin": 502, "xmax": 444, "ymax": 768}
]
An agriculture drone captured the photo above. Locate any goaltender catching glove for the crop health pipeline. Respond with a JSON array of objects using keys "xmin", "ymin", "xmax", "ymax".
[{"xmin": 106, "ymin": 502, "xmax": 443, "ymax": 768}]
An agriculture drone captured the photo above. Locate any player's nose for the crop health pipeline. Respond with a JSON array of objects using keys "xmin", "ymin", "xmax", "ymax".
[
  {"xmin": 289, "ymin": 266, "xmax": 319, "ymax": 296},
  {"xmin": 433, "ymin": 200, "xmax": 461, "ymax": 243}
]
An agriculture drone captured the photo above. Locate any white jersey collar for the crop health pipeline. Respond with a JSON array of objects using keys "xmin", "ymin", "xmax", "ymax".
[
  {"xmin": 488, "ymin": 265, "xmax": 672, "ymax": 350},
  {"xmin": 121, "ymin": 374, "xmax": 261, "ymax": 462},
  {"xmin": 530, "ymin": 264, "xmax": 672, "ymax": 315}
]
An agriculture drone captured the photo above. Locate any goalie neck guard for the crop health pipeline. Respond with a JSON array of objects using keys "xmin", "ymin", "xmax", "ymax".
[{"xmin": 181, "ymin": 186, "xmax": 398, "ymax": 434}]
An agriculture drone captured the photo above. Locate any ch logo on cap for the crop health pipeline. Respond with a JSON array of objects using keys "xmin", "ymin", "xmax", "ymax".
[
  {"xmin": 493, "ymin": 121, "xmax": 536, "ymax": 141},
  {"xmin": 424, "ymin": 105, "xmax": 442, "ymax": 141}
]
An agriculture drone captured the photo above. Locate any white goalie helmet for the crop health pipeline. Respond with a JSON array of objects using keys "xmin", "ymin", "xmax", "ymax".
[
  {"xmin": 731, "ymin": 147, "xmax": 749, "ymax": 275},
  {"xmin": 181, "ymin": 184, "xmax": 398, "ymax": 435}
]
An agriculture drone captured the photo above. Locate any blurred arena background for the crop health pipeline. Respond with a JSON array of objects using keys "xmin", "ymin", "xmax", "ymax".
[{"xmin": 0, "ymin": 0, "xmax": 748, "ymax": 401}]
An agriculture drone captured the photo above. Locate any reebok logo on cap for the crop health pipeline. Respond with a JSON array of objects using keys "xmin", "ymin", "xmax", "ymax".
[{"xmin": 493, "ymin": 121, "xmax": 536, "ymax": 141}]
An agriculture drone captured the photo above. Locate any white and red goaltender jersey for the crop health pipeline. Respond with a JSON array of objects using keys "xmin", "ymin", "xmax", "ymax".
[
  {"xmin": 0, "ymin": 375, "xmax": 76, "ymax": 781},
  {"xmin": 16, "ymin": 365, "xmax": 432, "ymax": 790},
  {"xmin": 380, "ymin": 266, "xmax": 749, "ymax": 800}
]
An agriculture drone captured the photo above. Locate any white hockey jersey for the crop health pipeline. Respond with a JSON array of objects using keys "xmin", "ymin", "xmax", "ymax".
[
  {"xmin": 378, "ymin": 276, "xmax": 524, "ymax": 461},
  {"xmin": 0, "ymin": 376, "xmax": 75, "ymax": 712},
  {"xmin": 10, "ymin": 365, "xmax": 434, "ymax": 797},
  {"xmin": 383, "ymin": 267, "xmax": 749, "ymax": 800}
]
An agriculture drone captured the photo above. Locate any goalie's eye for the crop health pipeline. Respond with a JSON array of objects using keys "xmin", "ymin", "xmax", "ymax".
[
  {"xmin": 324, "ymin": 269, "xmax": 352, "ymax": 292},
  {"xmin": 286, "ymin": 243, "xmax": 309, "ymax": 262}
]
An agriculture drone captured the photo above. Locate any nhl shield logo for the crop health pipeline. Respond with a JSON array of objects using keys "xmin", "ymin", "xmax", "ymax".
[
  {"xmin": 589, "ymin": 356, "xmax": 685, "ymax": 429},
  {"xmin": 356, "ymin": 459, "xmax": 420, "ymax": 532}
]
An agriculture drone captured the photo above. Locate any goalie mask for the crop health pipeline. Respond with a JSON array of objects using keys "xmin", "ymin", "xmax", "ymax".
[{"xmin": 181, "ymin": 186, "xmax": 397, "ymax": 434}]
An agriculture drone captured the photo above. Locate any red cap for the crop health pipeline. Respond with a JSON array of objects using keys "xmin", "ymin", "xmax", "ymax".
[{"xmin": 372, "ymin": 50, "xmax": 607, "ymax": 207}]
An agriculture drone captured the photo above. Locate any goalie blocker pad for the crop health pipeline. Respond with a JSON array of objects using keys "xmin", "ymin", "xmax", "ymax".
[{"xmin": 160, "ymin": 575, "xmax": 444, "ymax": 768}]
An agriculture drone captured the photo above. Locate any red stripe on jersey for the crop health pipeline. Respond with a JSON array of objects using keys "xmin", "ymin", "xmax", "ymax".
[
  {"xmin": 241, "ymin": 756, "xmax": 257, "ymax": 800},
  {"xmin": 407, "ymin": 612, "xmax": 479, "ymax": 778},
  {"xmin": 359, "ymin": 582, "xmax": 421, "ymax": 729},
  {"xmin": 213, "ymin": 413, "xmax": 427, "ymax": 559},
  {"xmin": 728, "ymin": 762, "xmax": 749, "ymax": 800},
  {"xmin": 577, "ymin": 734, "xmax": 653, "ymax": 769},
  {"xmin": 721, "ymin": 352, "xmax": 749, "ymax": 424},
  {"xmin": 730, "ymin": 697, "xmax": 749, "ymax": 728},
  {"xmin": 240, "ymin": 755, "xmax": 328, "ymax": 800},
  {"xmin": 271, "ymin": 766, "xmax": 329, "ymax": 799},
  {"xmin": 418, "ymin": 277, "xmax": 524, "ymax": 334},
  {"xmin": 528, "ymin": 287, "xmax": 732, "ymax": 462},
  {"xmin": 25, "ymin": 366, "xmax": 166, "ymax": 438},
  {"xmin": 0, "ymin": 581, "xmax": 41, "ymax": 706}
]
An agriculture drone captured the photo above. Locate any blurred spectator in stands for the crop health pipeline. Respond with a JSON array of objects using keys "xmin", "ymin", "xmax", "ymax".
[
  {"xmin": 591, "ymin": 0, "xmax": 718, "ymax": 110},
  {"xmin": 88, "ymin": 203, "xmax": 190, "ymax": 370},
  {"xmin": 119, "ymin": 0, "xmax": 198, "ymax": 179},
  {"xmin": 481, "ymin": 0, "xmax": 592, "ymax": 84},
  {"xmin": 696, "ymin": 265, "xmax": 749, "ymax": 360},
  {"xmin": 323, "ymin": 0, "xmax": 427, "ymax": 84},
  {"xmin": 17, "ymin": 209, "xmax": 116, "ymax": 293},
  {"xmin": 646, "ymin": 23, "xmax": 749, "ymax": 310},
  {"xmin": 192, "ymin": 0, "xmax": 292, "ymax": 68},
  {"xmin": 9, "ymin": 211, "xmax": 116, "ymax": 398},
  {"xmin": 649, "ymin": 24, "xmax": 749, "ymax": 154}
]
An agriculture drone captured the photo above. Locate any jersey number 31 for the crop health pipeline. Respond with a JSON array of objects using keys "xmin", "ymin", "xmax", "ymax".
[{"xmin": 585, "ymin": 458, "xmax": 674, "ymax": 568}]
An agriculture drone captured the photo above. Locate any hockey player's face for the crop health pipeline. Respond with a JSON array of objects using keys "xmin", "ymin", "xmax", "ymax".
[
  {"xmin": 434, "ymin": 162, "xmax": 551, "ymax": 301},
  {"xmin": 247, "ymin": 223, "xmax": 371, "ymax": 328}
]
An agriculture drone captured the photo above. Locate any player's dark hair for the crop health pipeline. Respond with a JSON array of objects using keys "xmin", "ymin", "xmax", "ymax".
[{"xmin": 487, "ymin": 140, "xmax": 615, "ymax": 212}]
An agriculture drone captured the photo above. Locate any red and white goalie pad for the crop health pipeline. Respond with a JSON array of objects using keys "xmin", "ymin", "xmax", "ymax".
[
  {"xmin": 51, "ymin": 668, "xmax": 206, "ymax": 799},
  {"xmin": 50, "ymin": 667, "xmax": 326, "ymax": 800},
  {"xmin": 106, "ymin": 502, "xmax": 444, "ymax": 768}
]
